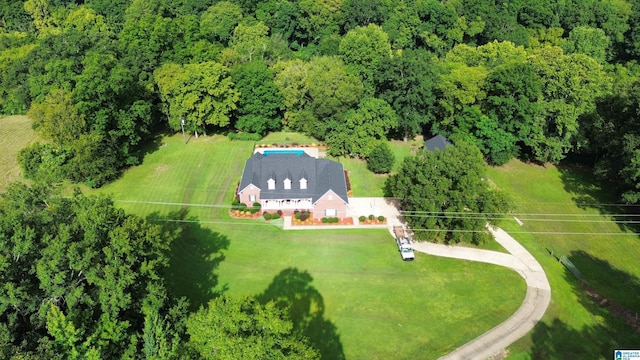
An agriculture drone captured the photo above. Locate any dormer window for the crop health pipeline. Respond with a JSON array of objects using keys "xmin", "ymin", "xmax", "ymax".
[
  {"xmin": 300, "ymin": 178, "xmax": 307, "ymax": 190},
  {"xmin": 284, "ymin": 178, "xmax": 291, "ymax": 190},
  {"xmin": 267, "ymin": 178, "xmax": 275, "ymax": 190}
]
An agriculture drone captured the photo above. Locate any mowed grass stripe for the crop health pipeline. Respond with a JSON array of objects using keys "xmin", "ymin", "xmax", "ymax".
[{"xmin": 99, "ymin": 134, "xmax": 252, "ymax": 218}]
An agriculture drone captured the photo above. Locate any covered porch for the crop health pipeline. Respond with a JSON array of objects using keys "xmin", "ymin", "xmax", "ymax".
[{"xmin": 262, "ymin": 198, "xmax": 313, "ymax": 210}]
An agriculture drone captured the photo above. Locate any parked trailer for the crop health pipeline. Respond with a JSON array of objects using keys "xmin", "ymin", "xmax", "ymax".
[{"xmin": 393, "ymin": 226, "xmax": 415, "ymax": 261}]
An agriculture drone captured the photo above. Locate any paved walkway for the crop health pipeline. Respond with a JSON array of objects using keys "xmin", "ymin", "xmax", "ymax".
[{"xmin": 412, "ymin": 226, "xmax": 551, "ymax": 360}]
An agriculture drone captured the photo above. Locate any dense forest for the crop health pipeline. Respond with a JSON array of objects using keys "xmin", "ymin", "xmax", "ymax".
[{"xmin": 2, "ymin": 0, "xmax": 640, "ymax": 202}]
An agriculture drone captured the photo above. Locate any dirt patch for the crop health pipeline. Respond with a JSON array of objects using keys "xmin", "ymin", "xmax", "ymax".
[
  {"xmin": 155, "ymin": 165, "xmax": 169, "ymax": 174},
  {"xmin": 581, "ymin": 281, "xmax": 640, "ymax": 333}
]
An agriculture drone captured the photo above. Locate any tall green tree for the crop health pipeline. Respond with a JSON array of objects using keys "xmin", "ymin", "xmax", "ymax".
[
  {"xmin": 381, "ymin": 1, "xmax": 420, "ymax": 49},
  {"xmin": 256, "ymin": 0, "xmax": 302, "ymax": 45},
  {"xmin": 186, "ymin": 296, "xmax": 319, "ymax": 359},
  {"xmin": 200, "ymin": 1, "xmax": 243, "ymax": 45},
  {"xmin": 304, "ymin": 55, "xmax": 363, "ymax": 138},
  {"xmin": 297, "ymin": 0, "xmax": 344, "ymax": 45},
  {"xmin": 0, "ymin": 184, "xmax": 187, "ymax": 358},
  {"xmin": 326, "ymin": 97, "xmax": 397, "ymax": 157},
  {"xmin": 374, "ymin": 48, "xmax": 437, "ymax": 141},
  {"xmin": 341, "ymin": 0, "xmax": 392, "ymax": 31},
  {"xmin": 338, "ymin": 24, "xmax": 391, "ymax": 94},
  {"xmin": 118, "ymin": 0, "xmax": 179, "ymax": 87},
  {"xmin": 528, "ymin": 45, "xmax": 612, "ymax": 162},
  {"xmin": 482, "ymin": 61, "xmax": 543, "ymax": 161},
  {"xmin": 231, "ymin": 60, "xmax": 284, "ymax": 135},
  {"xmin": 367, "ymin": 141, "xmax": 395, "ymax": 173},
  {"xmin": 27, "ymin": 88, "xmax": 85, "ymax": 147},
  {"xmin": 386, "ymin": 141, "xmax": 509, "ymax": 244},
  {"xmin": 230, "ymin": 21, "xmax": 270, "ymax": 63},
  {"xmin": 585, "ymin": 84, "xmax": 640, "ymax": 204},
  {"xmin": 155, "ymin": 61, "xmax": 240, "ymax": 137},
  {"xmin": 564, "ymin": 25, "xmax": 610, "ymax": 63},
  {"xmin": 273, "ymin": 56, "xmax": 363, "ymax": 138}
]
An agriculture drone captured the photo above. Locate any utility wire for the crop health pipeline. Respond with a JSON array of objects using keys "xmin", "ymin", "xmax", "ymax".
[
  {"xmin": 398, "ymin": 210, "xmax": 640, "ymax": 217},
  {"xmin": 108, "ymin": 184, "xmax": 640, "ymax": 207},
  {"xmin": 113, "ymin": 200, "xmax": 640, "ymax": 221},
  {"xmin": 145, "ymin": 217, "xmax": 640, "ymax": 236},
  {"xmin": 401, "ymin": 213, "xmax": 640, "ymax": 224}
]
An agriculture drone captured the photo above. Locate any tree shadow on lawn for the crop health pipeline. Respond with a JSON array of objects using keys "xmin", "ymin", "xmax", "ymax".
[
  {"xmin": 132, "ymin": 133, "xmax": 164, "ymax": 164},
  {"xmin": 149, "ymin": 208, "xmax": 229, "ymax": 311},
  {"xmin": 556, "ymin": 163, "xmax": 640, "ymax": 234},
  {"xmin": 568, "ymin": 250, "xmax": 640, "ymax": 315},
  {"xmin": 257, "ymin": 268, "xmax": 345, "ymax": 360},
  {"xmin": 529, "ymin": 253, "xmax": 640, "ymax": 359}
]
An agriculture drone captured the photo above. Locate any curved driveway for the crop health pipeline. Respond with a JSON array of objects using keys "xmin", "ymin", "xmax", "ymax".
[{"xmin": 410, "ymin": 226, "xmax": 551, "ymax": 360}]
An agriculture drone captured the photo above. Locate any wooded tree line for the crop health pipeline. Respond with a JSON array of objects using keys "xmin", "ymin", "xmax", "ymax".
[{"xmin": 1, "ymin": 0, "xmax": 639, "ymax": 201}]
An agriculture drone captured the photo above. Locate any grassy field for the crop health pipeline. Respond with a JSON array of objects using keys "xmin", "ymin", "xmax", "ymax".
[
  {"xmin": 332, "ymin": 139, "xmax": 418, "ymax": 197},
  {"xmin": 94, "ymin": 134, "xmax": 525, "ymax": 359},
  {"xmin": 487, "ymin": 160, "xmax": 640, "ymax": 359},
  {"xmin": 0, "ymin": 115, "xmax": 37, "ymax": 191}
]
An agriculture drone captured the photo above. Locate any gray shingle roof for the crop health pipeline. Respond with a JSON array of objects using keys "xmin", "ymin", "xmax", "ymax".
[
  {"xmin": 238, "ymin": 153, "xmax": 348, "ymax": 203},
  {"xmin": 424, "ymin": 135, "xmax": 451, "ymax": 152}
]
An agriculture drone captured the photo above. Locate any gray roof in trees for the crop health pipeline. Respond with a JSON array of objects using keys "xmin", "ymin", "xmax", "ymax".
[
  {"xmin": 423, "ymin": 135, "xmax": 451, "ymax": 152},
  {"xmin": 238, "ymin": 153, "xmax": 348, "ymax": 203}
]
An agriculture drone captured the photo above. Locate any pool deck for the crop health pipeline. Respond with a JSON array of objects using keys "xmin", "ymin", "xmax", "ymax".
[{"xmin": 254, "ymin": 147, "xmax": 319, "ymax": 158}]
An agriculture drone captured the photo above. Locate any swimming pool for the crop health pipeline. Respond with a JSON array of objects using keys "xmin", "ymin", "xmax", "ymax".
[{"xmin": 262, "ymin": 149, "xmax": 305, "ymax": 156}]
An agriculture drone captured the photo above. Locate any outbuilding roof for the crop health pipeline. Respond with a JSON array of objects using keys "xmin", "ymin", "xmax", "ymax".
[{"xmin": 423, "ymin": 135, "xmax": 451, "ymax": 152}]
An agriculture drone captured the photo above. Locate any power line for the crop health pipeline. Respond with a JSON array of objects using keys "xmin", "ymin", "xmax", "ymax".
[
  {"xmin": 398, "ymin": 210, "xmax": 640, "ymax": 217},
  {"xmin": 409, "ymin": 228, "xmax": 640, "ymax": 236},
  {"xmin": 401, "ymin": 213, "xmax": 640, "ymax": 224},
  {"xmin": 113, "ymin": 199, "xmax": 640, "ymax": 234},
  {"xmin": 148, "ymin": 218, "xmax": 276, "ymax": 227},
  {"xmin": 112, "ymin": 200, "xmax": 640, "ymax": 221},
  {"xmin": 144, "ymin": 218, "xmax": 640, "ymax": 236},
  {"xmin": 107, "ymin": 183, "xmax": 640, "ymax": 207}
]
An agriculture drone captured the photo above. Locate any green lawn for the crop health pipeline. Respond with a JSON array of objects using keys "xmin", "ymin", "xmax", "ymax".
[
  {"xmin": 260, "ymin": 131, "xmax": 321, "ymax": 146},
  {"xmin": 487, "ymin": 160, "xmax": 640, "ymax": 359},
  {"xmin": 93, "ymin": 133, "xmax": 525, "ymax": 359},
  {"xmin": 332, "ymin": 139, "xmax": 417, "ymax": 197},
  {"xmin": 0, "ymin": 115, "xmax": 38, "ymax": 192}
]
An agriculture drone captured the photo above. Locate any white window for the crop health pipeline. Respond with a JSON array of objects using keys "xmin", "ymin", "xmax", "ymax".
[
  {"xmin": 284, "ymin": 178, "xmax": 291, "ymax": 190},
  {"xmin": 267, "ymin": 178, "xmax": 275, "ymax": 190},
  {"xmin": 300, "ymin": 178, "xmax": 307, "ymax": 190},
  {"xmin": 328, "ymin": 195, "xmax": 333, "ymax": 200},
  {"xmin": 249, "ymin": 194, "xmax": 256, "ymax": 202},
  {"xmin": 325, "ymin": 209, "xmax": 337, "ymax": 216}
]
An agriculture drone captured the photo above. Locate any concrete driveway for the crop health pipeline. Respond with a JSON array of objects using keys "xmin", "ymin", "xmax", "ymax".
[
  {"xmin": 411, "ymin": 226, "xmax": 551, "ymax": 360},
  {"xmin": 347, "ymin": 197, "xmax": 403, "ymax": 226}
]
